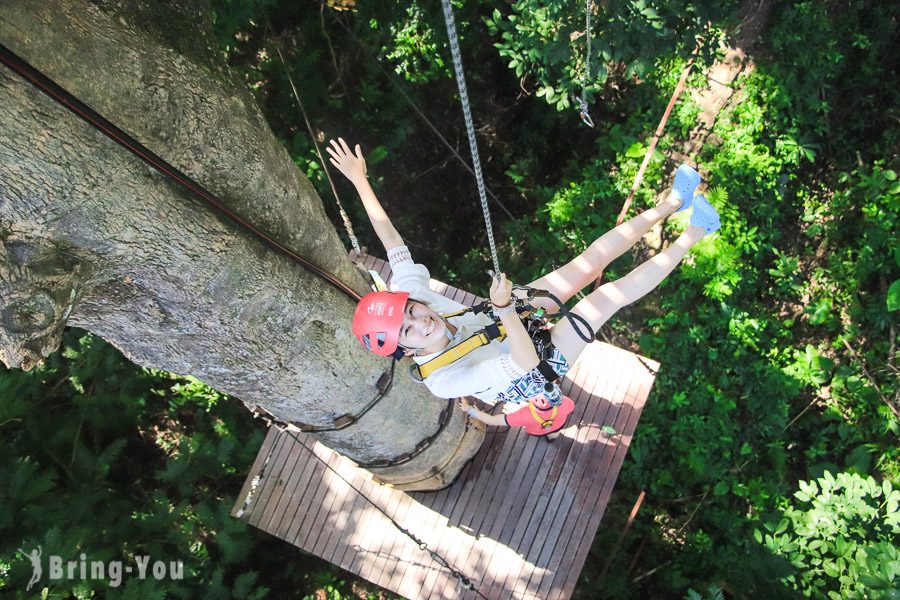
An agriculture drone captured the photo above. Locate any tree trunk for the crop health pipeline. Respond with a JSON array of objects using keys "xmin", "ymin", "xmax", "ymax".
[{"xmin": 0, "ymin": 0, "xmax": 483, "ymax": 490}]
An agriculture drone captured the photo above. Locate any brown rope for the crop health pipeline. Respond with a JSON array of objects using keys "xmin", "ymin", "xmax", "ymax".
[{"xmin": 614, "ymin": 39, "xmax": 703, "ymax": 226}]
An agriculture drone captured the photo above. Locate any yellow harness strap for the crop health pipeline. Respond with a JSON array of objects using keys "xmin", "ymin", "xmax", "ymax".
[
  {"xmin": 529, "ymin": 402, "xmax": 558, "ymax": 428},
  {"xmin": 415, "ymin": 322, "xmax": 507, "ymax": 380}
]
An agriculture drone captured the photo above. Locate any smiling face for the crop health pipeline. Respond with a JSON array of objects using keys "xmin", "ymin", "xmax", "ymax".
[{"xmin": 397, "ymin": 300, "xmax": 448, "ymax": 353}]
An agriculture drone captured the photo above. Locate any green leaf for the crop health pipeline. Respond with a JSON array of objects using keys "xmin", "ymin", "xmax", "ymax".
[
  {"xmin": 888, "ymin": 279, "xmax": 900, "ymax": 312},
  {"xmin": 625, "ymin": 142, "xmax": 645, "ymax": 158},
  {"xmin": 601, "ymin": 425, "xmax": 617, "ymax": 435},
  {"xmin": 367, "ymin": 145, "xmax": 389, "ymax": 165},
  {"xmin": 232, "ymin": 571, "xmax": 259, "ymax": 599}
]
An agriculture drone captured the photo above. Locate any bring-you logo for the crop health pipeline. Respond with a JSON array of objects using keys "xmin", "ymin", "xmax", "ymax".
[{"xmin": 17, "ymin": 546, "xmax": 184, "ymax": 590}]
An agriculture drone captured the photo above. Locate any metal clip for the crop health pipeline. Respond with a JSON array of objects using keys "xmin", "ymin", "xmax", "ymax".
[{"xmin": 578, "ymin": 97, "xmax": 594, "ymax": 128}]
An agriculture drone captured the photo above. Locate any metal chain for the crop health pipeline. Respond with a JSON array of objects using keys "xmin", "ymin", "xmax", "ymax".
[
  {"xmin": 439, "ymin": 0, "xmax": 501, "ymax": 275},
  {"xmin": 280, "ymin": 428, "xmax": 490, "ymax": 599},
  {"xmin": 578, "ymin": 0, "xmax": 595, "ymax": 127}
]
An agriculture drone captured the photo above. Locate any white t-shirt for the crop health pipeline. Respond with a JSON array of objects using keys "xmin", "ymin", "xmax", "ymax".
[{"xmin": 387, "ymin": 246, "xmax": 528, "ymax": 403}]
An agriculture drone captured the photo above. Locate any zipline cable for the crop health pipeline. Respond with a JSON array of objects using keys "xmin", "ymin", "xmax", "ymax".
[
  {"xmin": 438, "ymin": 0, "xmax": 501, "ymax": 276},
  {"xmin": 0, "ymin": 41, "xmax": 362, "ymax": 303}
]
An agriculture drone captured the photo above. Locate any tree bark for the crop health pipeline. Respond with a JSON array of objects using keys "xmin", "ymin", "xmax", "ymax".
[{"xmin": 0, "ymin": 0, "xmax": 483, "ymax": 490}]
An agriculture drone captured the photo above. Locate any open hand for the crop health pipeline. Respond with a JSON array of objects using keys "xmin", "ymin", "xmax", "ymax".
[{"xmin": 326, "ymin": 138, "xmax": 367, "ymax": 185}]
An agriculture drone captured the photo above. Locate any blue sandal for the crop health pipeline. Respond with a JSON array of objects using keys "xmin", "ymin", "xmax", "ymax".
[
  {"xmin": 673, "ymin": 164, "xmax": 702, "ymax": 213},
  {"xmin": 690, "ymin": 194, "xmax": 721, "ymax": 234}
]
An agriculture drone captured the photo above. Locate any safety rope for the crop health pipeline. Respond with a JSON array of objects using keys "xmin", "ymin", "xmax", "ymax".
[
  {"xmin": 577, "ymin": 0, "xmax": 595, "ymax": 127},
  {"xmin": 267, "ymin": 28, "xmax": 362, "ymax": 256},
  {"xmin": 278, "ymin": 427, "xmax": 491, "ymax": 599},
  {"xmin": 439, "ymin": 0, "xmax": 501, "ymax": 276},
  {"xmin": 0, "ymin": 42, "xmax": 362, "ymax": 303}
]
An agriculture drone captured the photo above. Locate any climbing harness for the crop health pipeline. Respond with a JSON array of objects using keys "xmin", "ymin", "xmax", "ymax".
[
  {"xmin": 408, "ymin": 284, "xmax": 595, "ymax": 406},
  {"xmin": 439, "ymin": 0, "xmax": 501, "ymax": 276},
  {"xmin": 577, "ymin": 0, "xmax": 595, "ymax": 127},
  {"xmin": 0, "ymin": 42, "xmax": 363, "ymax": 303}
]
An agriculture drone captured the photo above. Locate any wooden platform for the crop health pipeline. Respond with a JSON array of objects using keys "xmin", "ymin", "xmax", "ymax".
[{"xmin": 232, "ymin": 254, "xmax": 659, "ymax": 600}]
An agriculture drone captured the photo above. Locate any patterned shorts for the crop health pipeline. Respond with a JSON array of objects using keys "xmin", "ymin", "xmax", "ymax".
[{"xmin": 495, "ymin": 348, "xmax": 570, "ymax": 404}]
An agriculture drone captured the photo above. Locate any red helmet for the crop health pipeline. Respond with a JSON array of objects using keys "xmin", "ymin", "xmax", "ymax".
[{"xmin": 352, "ymin": 291, "xmax": 410, "ymax": 357}]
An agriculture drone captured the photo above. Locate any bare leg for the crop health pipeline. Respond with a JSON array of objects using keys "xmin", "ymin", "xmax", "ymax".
[
  {"xmin": 526, "ymin": 194, "xmax": 683, "ymax": 313},
  {"xmin": 550, "ymin": 225, "xmax": 707, "ymax": 365}
]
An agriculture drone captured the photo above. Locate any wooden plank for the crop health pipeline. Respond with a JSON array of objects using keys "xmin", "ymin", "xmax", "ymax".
[
  {"xmin": 415, "ymin": 444, "xmax": 499, "ymax": 596},
  {"xmin": 493, "ymin": 344, "xmax": 617, "ymax": 600},
  {"xmin": 527, "ymin": 349, "xmax": 641, "ymax": 599},
  {"xmin": 327, "ymin": 457, "xmax": 380, "ymax": 564},
  {"xmin": 358, "ymin": 481, "xmax": 416, "ymax": 584},
  {"xmin": 431, "ymin": 279, "xmax": 450, "ymax": 297},
  {"xmin": 272, "ymin": 440, "xmax": 320, "ymax": 542},
  {"xmin": 309, "ymin": 445, "xmax": 376, "ymax": 563},
  {"xmin": 283, "ymin": 437, "xmax": 343, "ymax": 550},
  {"xmin": 371, "ymin": 489, "xmax": 442, "ymax": 592},
  {"xmin": 493, "ymin": 350, "xmax": 594, "ymax": 546},
  {"xmin": 246, "ymin": 431, "xmax": 294, "ymax": 529},
  {"xmin": 547, "ymin": 361, "xmax": 651, "ymax": 599},
  {"xmin": 258, "ymin": 433, "xmax": 309, "ymax": 534},
  {"xmin": 520, "ymin": 347, "xmax": 631, "ymax": 557},
  {"xmin": 477, "ymin": 350, "xmax": 598, "ymax": 599},
  {"xmin": 425, "ymin": 424, "xmax": 530, "ymax": 599},
  {"xmin": 285, "ymin": 436, "xmax": 345, "ymax": 551},
  {"xmin": 232, "ymin": 426, "xmax": 280, "ymax": 518},
  {"xmin": 327, "ymin": 453, "xmax": 397, "ymax": 572},
  {"xmin": 556, "ymin": 358, "xmax": 656, "ymax": 598},
  {"xmin": 381, "ymin": 498, "xmax": 433, "ymax": 594},
  {"xmin": 451, "ymin": 432, "xmax": 548, "ymax": 598},
  {"xmin": 335, "ymin": 478, "xmax": 401, "ymax": 579},
  {"xmin": 414, "ymin": 412, "xmax": 516, "ymax": 596}
]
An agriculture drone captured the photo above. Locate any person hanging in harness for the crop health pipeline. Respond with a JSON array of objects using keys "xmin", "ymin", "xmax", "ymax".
[{"xmin": 327, "ymin": 138, "xmax": 720, "ymax": 408}]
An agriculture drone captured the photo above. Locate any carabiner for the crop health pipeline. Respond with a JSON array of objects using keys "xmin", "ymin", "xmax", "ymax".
[{"xmin": 578, "ymin": 97, "xmax": 594, "ymax": 128}]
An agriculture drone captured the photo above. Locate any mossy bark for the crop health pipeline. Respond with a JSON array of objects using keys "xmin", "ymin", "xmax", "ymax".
[{"xmin": 0, "ymin": 0, "xmax": 482, "ymax": 489}]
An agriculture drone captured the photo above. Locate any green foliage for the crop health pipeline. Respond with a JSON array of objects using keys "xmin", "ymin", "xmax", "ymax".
[
  {"xmin": 685, "ymin": 586, "xmax": 724, "ymax": 600},
  {"xmin": 756, "ymin": 472, "xmax": 900, "ymax": 598},
  {"xmin": 380, "ymin": 2, "xmax": 450, "ymax": 84},
  {"xmin": 7, "ymin": 0, "xmax": 898, "ymax": 598},
  {"xmin": 0, "ymin": 330, "xmax": 388, "ymax": 598},
  {"xmin": 485, "ymin": 0, "xmax": 735, "ymax": 110},
  {"xmin": 503, "ymin": 2, "xmax": 898, "ymax": 598}
]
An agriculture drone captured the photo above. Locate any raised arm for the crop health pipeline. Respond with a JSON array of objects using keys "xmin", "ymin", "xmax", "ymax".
[{"xmin": 327, "ymin": 138, "xmax": 404, "ymax": 252}]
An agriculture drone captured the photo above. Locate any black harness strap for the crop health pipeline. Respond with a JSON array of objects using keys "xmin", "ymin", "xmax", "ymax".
[{"xmin": 536, "ymin": 359, "xmax": 560, "ymax": 385}]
